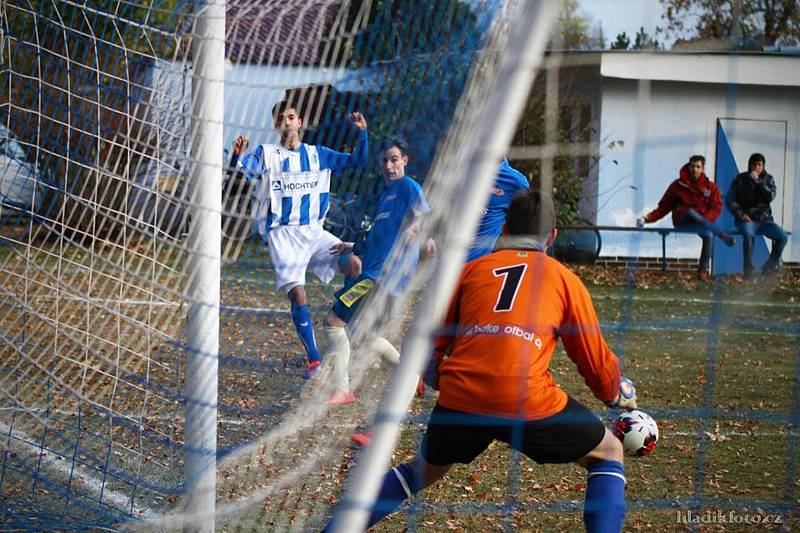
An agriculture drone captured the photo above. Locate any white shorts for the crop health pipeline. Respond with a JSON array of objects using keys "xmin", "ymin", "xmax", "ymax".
[{"xmin": 267, "ymin": 224, "xmax": 342, "ymax": 293}]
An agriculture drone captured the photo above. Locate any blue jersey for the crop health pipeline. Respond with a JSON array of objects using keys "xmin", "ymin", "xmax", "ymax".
[
  {"xmin": 238, "ymin": 130, "xmax": 368, "ymax": 237},
  {"xmin": 466, "ymin": 159, "xmax": 529, "ymax": 262},
  {"xmin": 361, "ymin": 176, "xmax": 429, "ymax": 294}
]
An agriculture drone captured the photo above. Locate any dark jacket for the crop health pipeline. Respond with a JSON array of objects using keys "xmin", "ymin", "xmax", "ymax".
[
  {"xmin": 725, "ymin": 170, "xmax": 777, "ymax": 222},
  {"xmin": 644, "ymin": 164, "xmax": 723, "ymax": 226}
]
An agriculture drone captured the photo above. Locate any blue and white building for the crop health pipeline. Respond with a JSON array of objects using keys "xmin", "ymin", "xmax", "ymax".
[{"xmin": 553, "ymin": 50, "xmax": 800, "ymax": 269}]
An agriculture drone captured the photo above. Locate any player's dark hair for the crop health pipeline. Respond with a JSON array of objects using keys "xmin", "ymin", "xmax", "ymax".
[
  {"xmin": 748, "ymin": 152, "xmax": 766, "ymax": 168},
  {"xmin": 505, "ymin": 189, "xmax": 556, "ymax": 238},
  {"xmin": 272, "ymin": 99, "xmax": 302, "ymax": 124},
  {"xmin": 688, "ymin": 154, "xmax": 705, "ymax": 166},
  {"xmin": 380, "ymin": 136, "xmax": 409, "ymax": 156}
]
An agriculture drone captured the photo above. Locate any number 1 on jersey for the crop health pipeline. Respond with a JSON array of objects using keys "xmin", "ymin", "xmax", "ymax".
[{"xmin": 492, "ymin": 264, "xmax": 527, "ymax": 312}]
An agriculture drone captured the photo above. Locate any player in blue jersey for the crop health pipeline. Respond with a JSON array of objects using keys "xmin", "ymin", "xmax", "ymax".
[
  {"xmin": 228, "ymin": 100, "xmax": 367, "ymax": 379},
  {"xmin": 321, "ymin": 137, "xmax": 432, "ymax": 405},
  {"xmin": 466, "ymin": 158, "xmax": 530, "ymax": 262}
]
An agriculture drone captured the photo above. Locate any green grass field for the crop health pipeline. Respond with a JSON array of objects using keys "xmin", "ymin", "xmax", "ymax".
[
  {"xmin": 368, "ymin": 268, "xmax": 800, "ymax": 532},
  {"xmin": 1, "ymin": 234, "xmax": 798, "ymax": 531}
]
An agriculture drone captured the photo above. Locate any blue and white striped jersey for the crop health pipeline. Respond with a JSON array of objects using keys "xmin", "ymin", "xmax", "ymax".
[{"xmin": 237, "ymin": 130, "xmax": 368, "ymax": 237}]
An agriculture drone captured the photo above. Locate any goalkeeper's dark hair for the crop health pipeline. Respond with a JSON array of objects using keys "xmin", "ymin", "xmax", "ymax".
[
  {"xmin": 505, "ymin": 189, "xmax": 556, "ymax": 238},
  {"xmin": 688, "ymin": 154, "xmax": 706, "ymax": 166},
  {"xmin": 379, "ymin": 136, "xmax": 409, "ymax": 156}
]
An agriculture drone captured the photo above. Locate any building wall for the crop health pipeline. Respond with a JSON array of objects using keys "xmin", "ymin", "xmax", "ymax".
[
  {"xmin": 222, "ymin": 63, "xmax": 372, "ymax": 156},
  {"xmin": 596, "ymin": 77, "xmax": 800, "ymax": 261}
]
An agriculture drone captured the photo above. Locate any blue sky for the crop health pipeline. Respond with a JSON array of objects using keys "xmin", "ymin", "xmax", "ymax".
[{"xmin": 579, "ymin": 0, "xmax": 664, "ymax": 42}]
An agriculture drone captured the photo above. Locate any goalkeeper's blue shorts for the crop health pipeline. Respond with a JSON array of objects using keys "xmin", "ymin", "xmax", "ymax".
[{"xmin": 331, "ymin": 274, "xmax": 375, "ymax": 324}]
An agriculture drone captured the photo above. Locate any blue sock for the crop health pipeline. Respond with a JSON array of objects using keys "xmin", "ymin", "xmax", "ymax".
[
  {"xmin": 324, "ymin": 462, "xmax": 418, "ymax": 532},
  {"xmin": 290, "ymin": 302, "xmax": 320, "ymax": 364},
  {"xmin": 584, "ymin": 460, "xmax": 627, "ymax": 533}
]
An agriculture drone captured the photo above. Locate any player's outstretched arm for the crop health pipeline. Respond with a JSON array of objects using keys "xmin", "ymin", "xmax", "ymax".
[
  {"xmin": 317, "ymin": 112, "xmax": 369, "ymax": 173},
  {"xmin": 225, "ymin": 135, "xmax": 250, "ymax": 181},
  {"xmin": 349, "ymin": 111, "xmax": 367, "ymax": 131},
  {"xmin": 228, "ymin": 135, "xmax": 249, "ymax": 167},
  {"xmin": 559, "ymin": 275, "xmax": 622, "ymax": 405}
]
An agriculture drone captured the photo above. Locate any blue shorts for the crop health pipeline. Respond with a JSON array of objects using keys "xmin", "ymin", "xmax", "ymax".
[{"xmin": 331, "ymin": 274, "xmax": 375, "ymax": 324}]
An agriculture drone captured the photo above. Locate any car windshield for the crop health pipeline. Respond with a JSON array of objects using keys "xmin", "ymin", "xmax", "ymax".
[{"xmin": 0, "ymin": 136, "xmax": 29, "ymax": 161}]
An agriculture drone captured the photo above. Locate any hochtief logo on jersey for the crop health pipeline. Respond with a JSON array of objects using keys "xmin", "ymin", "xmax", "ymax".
[{"xmin": 271, "ymin": 179, "xmax": 319, "ymax": 192}]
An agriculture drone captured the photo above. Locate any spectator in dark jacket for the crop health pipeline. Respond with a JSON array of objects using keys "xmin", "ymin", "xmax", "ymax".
[
  {"xmin": 725, "ymin": 152, "xmax": 787, "ymax": 277},
  {"xmin": 638, "ymin": 155, "xmax": 734, "ymax": 280}
]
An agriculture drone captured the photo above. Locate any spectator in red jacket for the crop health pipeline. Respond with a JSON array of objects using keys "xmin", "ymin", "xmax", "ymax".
[{"xmin": 638, "ymin": 155, "xmax": 734, "ymax": 280}]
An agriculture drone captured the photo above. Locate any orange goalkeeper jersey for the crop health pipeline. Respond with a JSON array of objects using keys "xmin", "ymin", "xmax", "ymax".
[{"xmin": 435, "ymin": 247, "xmax": 620, "ymax": 420}]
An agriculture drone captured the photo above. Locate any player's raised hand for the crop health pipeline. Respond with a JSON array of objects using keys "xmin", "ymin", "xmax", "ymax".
[
  {"xmin": 232, "ymin": 135, "xmax": 249, "ymax": 156},
  {"xmin": 606, "ymin": 376, "xmax": 638, "ymax": 410},
  {"xmin": 349, "ymin": 112, "xmax": 367, "ymax": 131}
]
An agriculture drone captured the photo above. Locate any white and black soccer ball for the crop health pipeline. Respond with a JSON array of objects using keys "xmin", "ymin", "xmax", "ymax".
[{"xmin": 613, "ymin": 409, "xmax": 659, "ymax": 457}]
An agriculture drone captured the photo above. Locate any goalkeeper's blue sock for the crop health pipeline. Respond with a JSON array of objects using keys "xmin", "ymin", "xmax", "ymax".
[
  {"xmin": 323, "ymin": 462, "xmax": 419, "ymax": 532},
  {"xmin": 290, "ymin": 302, "xmax": 320, "ymax": 364},
  {"xmin": 584, "ymin": 460, "xmax": 626, "ymax": 533}
]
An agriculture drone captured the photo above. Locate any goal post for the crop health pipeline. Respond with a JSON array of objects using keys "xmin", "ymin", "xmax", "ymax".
[{"xmin": 184, "ymin": 0, "xmax": 224, "ymax": 531}]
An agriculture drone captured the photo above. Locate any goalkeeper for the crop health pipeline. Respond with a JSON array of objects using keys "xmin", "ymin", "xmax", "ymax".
[
  {"xmin": 324, "ymin": 189, "xmax": 637, "ymax": 533},
  {"xmin": 227, "ymin": 100, "xmax": 367, "ymax": 379},
  {"xmin": 322, "ymin": 136, "xmax": 433, "ymax": 405}
]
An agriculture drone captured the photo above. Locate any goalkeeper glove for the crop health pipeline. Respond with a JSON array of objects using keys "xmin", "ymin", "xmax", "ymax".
[{"xmin": 606, "ymin": 376, "xmax": 638, "ymax": 410}]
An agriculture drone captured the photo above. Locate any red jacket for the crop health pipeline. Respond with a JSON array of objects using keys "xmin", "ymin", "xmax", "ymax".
[{"xmin": 644, "ymin": 164, "xmax": 723, "ymax": 225}]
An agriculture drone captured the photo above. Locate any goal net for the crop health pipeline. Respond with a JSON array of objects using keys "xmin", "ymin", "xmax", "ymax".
[
  {"xmin": 0, "ymin": 0, "xmax": 559, "ymax": 530},
  {"xmin": 2, "ymin": 0, "xmax": 797, "ymax": 531}
]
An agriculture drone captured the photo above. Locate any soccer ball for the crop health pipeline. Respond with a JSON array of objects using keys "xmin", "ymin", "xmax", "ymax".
[{"xmin": 613, "ymin": 410, "xmax": 659, "ymax": 457}]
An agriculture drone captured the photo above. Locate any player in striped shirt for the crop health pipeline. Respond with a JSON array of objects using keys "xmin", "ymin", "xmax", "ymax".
[
  {"xmin": 324, "ymin": 189, "xmax": 637, "ymax": 533},
  {"xmin": 228, "ymin": 100, "xmax": 368, "ymax": 379}
]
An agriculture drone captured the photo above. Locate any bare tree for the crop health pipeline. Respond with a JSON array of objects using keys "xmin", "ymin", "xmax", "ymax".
[{"xmin": 660, "ymin": 0, "xmax": 799, "ymax": 47}]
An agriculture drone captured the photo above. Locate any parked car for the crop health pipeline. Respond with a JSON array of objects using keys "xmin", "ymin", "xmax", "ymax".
[{"xmin": 0, "ymin": 124, "xmax": 47, "ymax": 219}]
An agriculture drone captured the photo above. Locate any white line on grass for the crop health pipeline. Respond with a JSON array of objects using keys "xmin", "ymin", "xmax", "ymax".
[
  {"xmin": 0, "ymin": 409, "xmax": 276, "ymax": 428},
  {"xmin": 0, "ymin": 297, "xmax": 294, "ymax": 314},
  {"xmin": 12, "ymin": 296, "xmax": 787, "ymax": 313},
  {"xmin": 0, "ymin": 296, "xmax": 182, "ymax": 307},
  {"xmin": 0, "ymin": 420, "xmax": 153, "ymax": 518}
]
